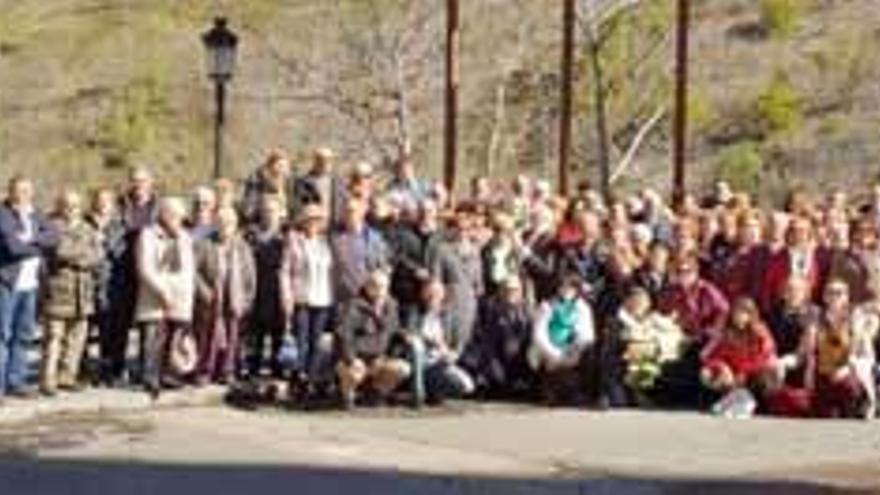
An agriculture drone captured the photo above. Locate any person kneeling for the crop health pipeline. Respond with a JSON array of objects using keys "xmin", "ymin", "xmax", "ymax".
[
  {"xmin": 604, "ymin": 287, "xmax": 684, "ymax": 408},
  {"xmin": 335, "ymin": 271, "xmax": 410, "ymax": 409},
  {"xmin": 529, "ymin": 275, "xmax": 595, "ymax": 406},
  {"xmin": 408, "ymin": 279, "xmax": 475, "ymax": 407},
  {"xmin": 700, "ymin": 298, "xmax": 777, "ymax": 417}
]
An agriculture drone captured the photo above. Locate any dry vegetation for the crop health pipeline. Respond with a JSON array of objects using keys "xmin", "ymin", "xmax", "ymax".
[{"xmin": 0, "ymin": 0, "xmax": 878, "ymax": 203}]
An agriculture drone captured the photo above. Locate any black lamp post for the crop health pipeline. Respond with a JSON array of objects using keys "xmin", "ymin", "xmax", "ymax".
[{"xmin": 202, "ymin": 17, "xmax": 239, "ymax": 180}]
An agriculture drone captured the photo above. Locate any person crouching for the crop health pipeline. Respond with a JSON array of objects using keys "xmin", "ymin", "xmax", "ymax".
[
  {"xmin": 334, "ymin": 270, "xmax": 410, "ymax": 409},
  {"xmin": 528, "ymin": 275, "xmax": 596, "ymax": 406}
]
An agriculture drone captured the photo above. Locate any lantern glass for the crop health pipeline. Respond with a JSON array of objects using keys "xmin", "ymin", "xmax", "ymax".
[{"xmin": 202, "ymin": 18, "xmax": 238, "ymax": 82}]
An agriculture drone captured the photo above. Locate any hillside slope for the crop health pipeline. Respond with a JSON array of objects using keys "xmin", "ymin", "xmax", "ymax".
[{"xmin": 0, "ymin": 0, "xmax": 877, "ymax": 201}]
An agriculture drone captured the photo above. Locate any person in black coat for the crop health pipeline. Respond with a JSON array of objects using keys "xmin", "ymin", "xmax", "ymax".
[
  {"xmin": 462, "ymin": 276, "xmax": 534, "ymax": 398},
  {"xmin": 391, "ymin": 198, "xmax": 459, "ymax": 324},
  {"xmin": 245, "ymin": 194, "xmax": 289, "ymax": 378},
  {"xmin": 292, "ymin": 147, "xmax": 347, "ymax": 227}
]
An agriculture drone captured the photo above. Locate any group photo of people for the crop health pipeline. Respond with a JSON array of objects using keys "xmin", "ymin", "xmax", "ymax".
[{"xmin": 1, "ymin": 147, "xmax": 878, "ymax": 420}]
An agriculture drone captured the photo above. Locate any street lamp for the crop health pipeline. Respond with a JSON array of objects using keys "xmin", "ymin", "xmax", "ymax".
[{"xmin": 202, "ymin": 17, "xmax": 239, "ymax": 180}]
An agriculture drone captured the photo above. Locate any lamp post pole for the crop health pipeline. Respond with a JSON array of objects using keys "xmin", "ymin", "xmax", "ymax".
[
  {"xmin": 672, "ymin": 0, "xmax": 691, "ymax": 211},
  {"xmin": 213, "ymin": 79, "xmax": 227, "ymax": 180}
]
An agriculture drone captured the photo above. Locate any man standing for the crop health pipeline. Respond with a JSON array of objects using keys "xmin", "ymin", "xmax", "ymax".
[
  {"xmin": 102, "ymin": 167, "xmax": 159, "ymax": 386},
  {"xmin": 293, "ymin": 147, "xmax": 346, "ymax": 226},
  {"xmin": 391, "ymin": 198, "xmax": 458, "ymax": 324},
  {"xmin": 0, "ymin": 176, "xmax": 58, "ymax": 403},
  {"xmin": 40, "ymin": 190, "xmax": 103, "ymax": 396},
  {"xmin": 134, "ymin": 197, "xmax": 195, "ymax": 398},
  {"xmin": 330, "ymin": 198, "xmax": 390, "ymax": 304}
]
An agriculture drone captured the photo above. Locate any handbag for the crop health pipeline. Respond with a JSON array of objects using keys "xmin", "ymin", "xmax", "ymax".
[{"xmin": 168, "ymin": 327, "xmax": 199, "ymax": 377}]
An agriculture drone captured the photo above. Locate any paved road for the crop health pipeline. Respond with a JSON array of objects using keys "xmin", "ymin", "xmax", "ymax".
[{"xmin": 1, "ymin": 404, "xmax": 879, "ymax": 494}]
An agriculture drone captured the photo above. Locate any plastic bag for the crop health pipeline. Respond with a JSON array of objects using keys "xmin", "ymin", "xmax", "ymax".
[{"xmin": 711, "ymin": 388, "xmax": 757, "ymax": 419}]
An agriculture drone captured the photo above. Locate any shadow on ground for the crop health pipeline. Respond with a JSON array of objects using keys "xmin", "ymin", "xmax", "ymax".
[{"xmin": 0, "ymin": 457, "xmax": 872, "ymax": 495}]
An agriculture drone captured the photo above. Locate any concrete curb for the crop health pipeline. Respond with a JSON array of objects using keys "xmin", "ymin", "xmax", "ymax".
[{"xmin": 0, "ymin": 386, "xmax": 228, "ymax": 425}]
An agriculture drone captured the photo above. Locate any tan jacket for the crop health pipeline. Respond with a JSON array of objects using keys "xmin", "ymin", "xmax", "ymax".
[{"xmin": 135, "ymin": 224, "xmax": 195, "ymax": 323}]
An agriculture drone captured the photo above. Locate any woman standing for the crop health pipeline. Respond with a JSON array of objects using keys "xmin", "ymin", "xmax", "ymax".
[
  {"xmin": 281, "ymin": 204, "xmax": 335, "ymax": 393},
  {"xmin": 245, "ymin": 194, "xmax": 288, "ymax": 378},
  {"xmin": 193, "ymin": 206, "xmax": 256, "ymax": 385},
  {"xmin": 41, "ymin": 190, "xmax": 103, "ymax": 396}
]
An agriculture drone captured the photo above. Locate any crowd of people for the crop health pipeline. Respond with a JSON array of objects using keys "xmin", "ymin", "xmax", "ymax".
[{"xmin": 0, "ymin": 147, "xmax": 878, "ymax": 419}]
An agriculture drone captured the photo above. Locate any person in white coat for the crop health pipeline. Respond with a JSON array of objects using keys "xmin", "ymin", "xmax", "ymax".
[
  {"xmin": 135, "ymin": 197, "xmax": 195, "ymax": 397},
  {"xmin": 529, "ymin": 275, "xmax": 595, "ymax": 404}
]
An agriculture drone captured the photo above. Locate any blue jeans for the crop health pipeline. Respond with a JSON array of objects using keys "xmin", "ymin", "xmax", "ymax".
[
  {"xmin": 293, "ymin": 306, "xmax": 333, "ymax": 381},
  {"xmin": 410, "ymin": 338, "xmax": 474, "ymax": 406},
  {"xmin": 0, "ymin": 286, "xmax": 37, "ymax": 395}
]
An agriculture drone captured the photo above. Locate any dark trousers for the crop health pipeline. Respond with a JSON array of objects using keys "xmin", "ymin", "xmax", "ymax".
[
  {"xmin": 0, "ymin": 286, "xmax": 37, "ymax": 395},
  {"xmin": 814, "ymin": 374, "xmax": 868, "ymax": 419},
  {"xmin": 247, "ymin": 315, "xmax": 285, "ymax": 377},
  {"xmin": 99, "ymin": 303, "xmax": 133, "ymax": 382},
  {"xmin": 196, "ymin": 316, "xmax": 242, "ymax": 382},
  {"xmin": 138, "ymin": 320, "xmax": 184, "ymax": 390},
  {"xmin": 293, "ymin": 306, "xmax": 333, "ymax": 380}
]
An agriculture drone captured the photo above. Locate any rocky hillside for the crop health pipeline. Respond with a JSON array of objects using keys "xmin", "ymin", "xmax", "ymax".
[{"xmin": 0, "ymin": 0, "xmax": 878, "ymax": 203}]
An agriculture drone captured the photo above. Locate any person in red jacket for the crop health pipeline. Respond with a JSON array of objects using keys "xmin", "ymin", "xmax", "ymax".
[
  {"xmin": 701, "ymin": 297, "xmax": 777, "ymax": 395},
  {"xmin": 760, "ymin": 216, "xmax": 822, "ymax": 314},
  {"xmin": 721, "ymin": 211, "xmax": 771, "ymax": 304},
  {"xmin": 658, "ymin": 253, "xmax": 730, "ymax": 344}
]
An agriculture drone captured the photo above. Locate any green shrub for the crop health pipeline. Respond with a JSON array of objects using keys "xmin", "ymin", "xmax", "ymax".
[
  {"xmin": 756, "ymin": 74, "xmax": 803, "ymax": 134},
  {"xmin": 715, "ymin": 142, "xmax": 763, "ymax": 193},
  {"xmin": 760, "ymin": 0, "xmax": 807, "ymax": 38}
]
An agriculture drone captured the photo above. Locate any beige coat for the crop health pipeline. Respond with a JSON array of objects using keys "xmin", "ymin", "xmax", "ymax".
[{"xmin": 135, "ymin": 224, "xmax": 195, "ymax": 323}]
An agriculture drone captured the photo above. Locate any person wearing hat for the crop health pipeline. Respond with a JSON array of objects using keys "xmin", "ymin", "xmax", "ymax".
[
  {"xmin": 462, "ymin": 275, "xmax": 534, "ymax": 398},
  {"xmin": 334, "ymin": 269, "xmax": 410, "ymax": 409},
  {"xmin": 293, "ymin": 147, "xmax": 347, "ymax": 227},
  {"xmin": 281, "ymin": 203, "xmax": 335, "ymax": 398}
]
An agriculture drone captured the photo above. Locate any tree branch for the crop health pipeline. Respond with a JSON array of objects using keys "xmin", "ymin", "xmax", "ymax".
[{"xmin": 610, "ymin": 105, "xmax": 666, "ymax": 183}]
